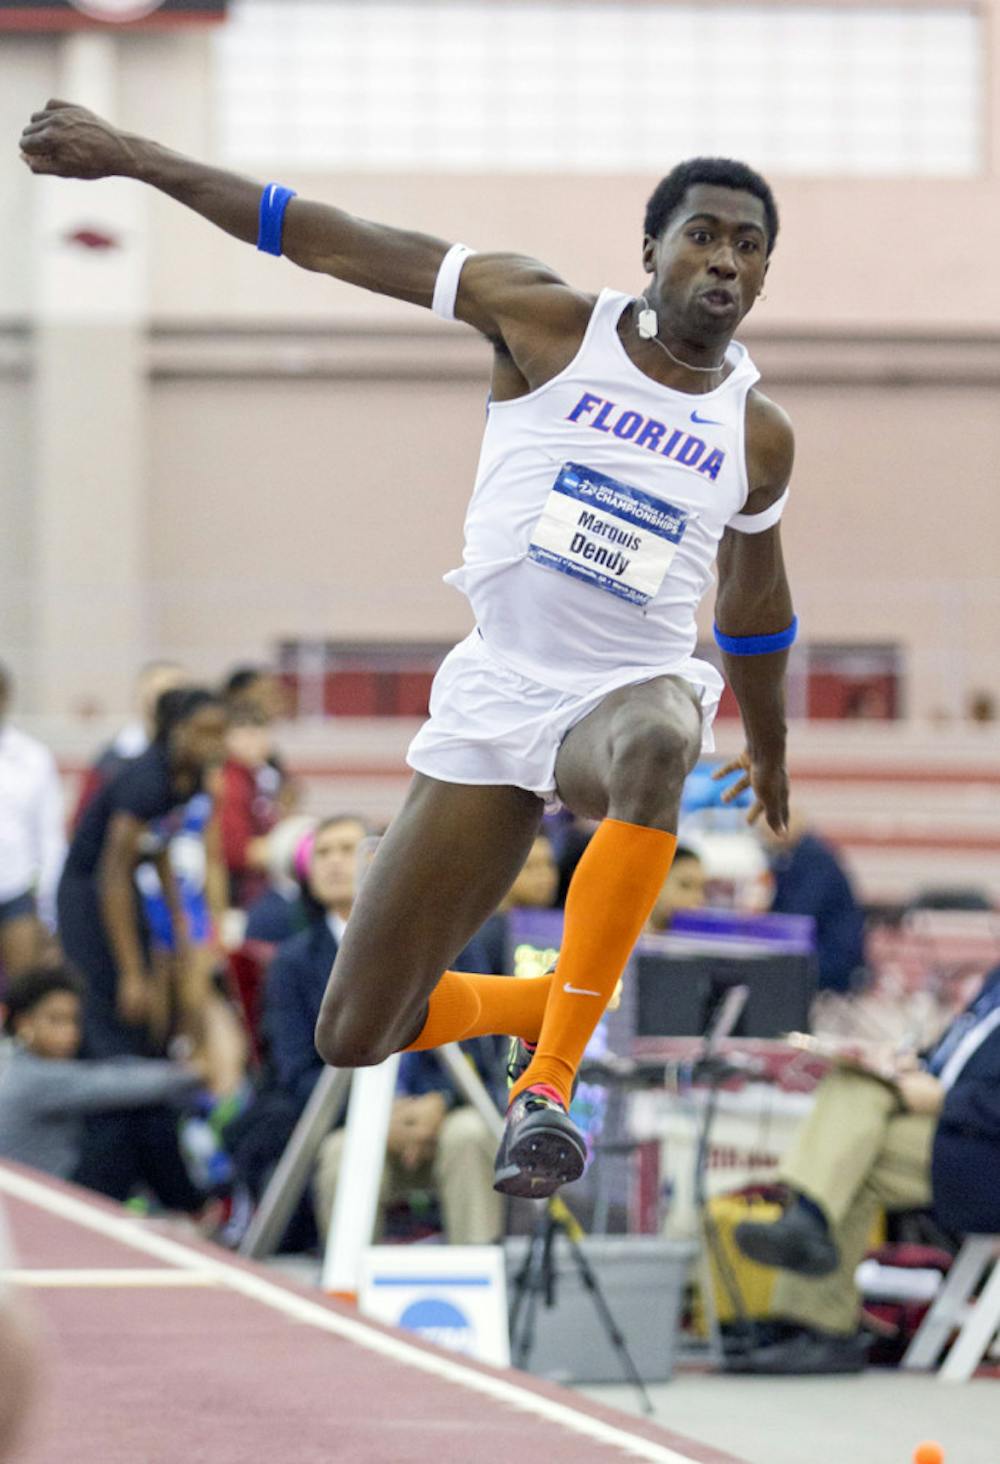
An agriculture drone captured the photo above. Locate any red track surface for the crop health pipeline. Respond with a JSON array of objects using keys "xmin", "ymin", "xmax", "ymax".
[{"xmin": 1, "ymin": 1164, "xmax": 747, "ymax": 1464}]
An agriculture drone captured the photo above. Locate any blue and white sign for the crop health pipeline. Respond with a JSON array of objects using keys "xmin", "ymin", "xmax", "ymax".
[
  {"xmin": 528, "ymin": 461, "xmax": 689, "ymax": 607},
  {"xmin": 359, "ymin": 1245, "xmax": 510, "ymax": 1367}
]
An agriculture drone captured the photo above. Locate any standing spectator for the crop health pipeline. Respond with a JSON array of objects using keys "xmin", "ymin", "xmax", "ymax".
[
  {"xmin": 223, "ymin": 664, "xmax": 299, "ymax": 818},
  {"xmin": 72, "ymin": 666, "xmax": 240, "ymax": 1095},
  {"xmin": 647, "ymin": 844, "xmax": 707, "ymax": 932},
  {"xmin": 223, "ymin": 665, "xmax": 291, "ymax": 727},
  {"xmin": 217, "ymin": 700, "xmax": 288, "ymax": 912},
  {"xmin": 57, "ymin": 688, "xmax": 227, "ymax": 1059},
  {"xmin": 0, "ymin": 965, "xmax": 204, "ymax": 1213},
  {"xmin": 0, "ymin": 662, "xmax": 66, "ymax": 977},
  {"xmin": 72, "ymin": 660, "xmax": 186, "ymax": 826},
  {"xmin": 763, "ymin": 811, "xmax": 865, "ymax": 993}
]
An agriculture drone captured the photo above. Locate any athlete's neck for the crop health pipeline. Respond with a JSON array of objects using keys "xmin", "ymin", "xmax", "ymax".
[{"xmin": 618, "ymin": 304, "xmax": 733, "ymax": 395}]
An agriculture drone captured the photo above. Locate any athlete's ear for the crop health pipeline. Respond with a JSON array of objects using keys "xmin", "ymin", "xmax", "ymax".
[
  {"xmin": 759, "ymin": 256, "xmax": 771, "ymax": 293},
  {"xmin": 641, "ymin": 233, "xmax": 657, "ymax": 276}
]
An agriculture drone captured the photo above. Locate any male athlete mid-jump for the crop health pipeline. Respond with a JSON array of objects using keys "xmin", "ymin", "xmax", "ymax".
[{"xmin": 21, "ymin": 102, "xmax": 794, "ymax": 1198}]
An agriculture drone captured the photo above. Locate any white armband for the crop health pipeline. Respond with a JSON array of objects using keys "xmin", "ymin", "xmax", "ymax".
[
  {"xmin": 432, "ymin": 243, "xmax": 476, "ymax": 321},
  {"xmin": 727, "ymin": 486, "xmax": 789, "ymax": 534}
]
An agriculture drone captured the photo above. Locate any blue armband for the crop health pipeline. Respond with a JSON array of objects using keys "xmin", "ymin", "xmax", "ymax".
[
  {"xmin": 256, "ymin": 183, "xmax": 298, "ymax": 256},
  {"xmin": 713, "ymin": 615, "xmax": 798, "ymax": 656}
]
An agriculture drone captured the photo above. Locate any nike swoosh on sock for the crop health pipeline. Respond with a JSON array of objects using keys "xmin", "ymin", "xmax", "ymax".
[{"xmin": 562, "ymin": 982, "xmax": 601, "ymax": 997}]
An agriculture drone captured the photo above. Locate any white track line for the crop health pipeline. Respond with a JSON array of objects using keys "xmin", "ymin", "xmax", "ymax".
[
  {"xmin": 0, "ymin": 1164, "xmax": 709, "ymax": 1464},
  {"xmin": 0, "ymin": 1269, "xmax": 219, "ymax": 1288}
]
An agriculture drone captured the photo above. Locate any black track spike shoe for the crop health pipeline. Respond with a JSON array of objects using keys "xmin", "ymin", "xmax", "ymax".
[{"xmin": 493, "ymin": 1087, "xmax": 586, "ymax": 1199}]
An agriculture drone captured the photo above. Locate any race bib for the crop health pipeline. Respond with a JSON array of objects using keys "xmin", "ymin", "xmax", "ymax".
[{"xmin": 527, "ymin": 462, "xmax": 689, "ymax": 607}]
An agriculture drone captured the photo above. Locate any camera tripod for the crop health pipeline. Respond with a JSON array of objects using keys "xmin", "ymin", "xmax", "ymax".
[{"xmin": 507, "ymin": 1194, "xmax": 654, "ymax": 1415}]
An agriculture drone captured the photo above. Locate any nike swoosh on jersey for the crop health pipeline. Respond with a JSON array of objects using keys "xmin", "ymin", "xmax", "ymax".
[
  {"xmin": 690, "ymin": 410, "xmax": 723, "ymax": 426},
  {"xmin": 563, "ymin": 982, "xmax": 601, "ymax": 997}
]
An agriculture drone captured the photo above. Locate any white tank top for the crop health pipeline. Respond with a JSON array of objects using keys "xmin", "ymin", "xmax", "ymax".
[{"xmin": 444, "ymin": 287, "xmax": 761, "ymax": 692}]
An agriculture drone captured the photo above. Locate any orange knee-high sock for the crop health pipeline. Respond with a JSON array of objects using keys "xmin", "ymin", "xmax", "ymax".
[
  {"xmin": 404, "ymin": 971, "xmax": 553, "ymax": 1052},
  {"xmin": 509, "ymin": 818, "xmax": 677, "ymax": 1108}
]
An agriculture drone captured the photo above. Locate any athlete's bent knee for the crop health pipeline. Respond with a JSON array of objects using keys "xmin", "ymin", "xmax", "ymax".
[
  {"xmin": 314, "ymin": 1002, "xmax": 397, "ymax": 1070},
  {"xmin": 609, "ymin": 713, "xmax": 699, "ymax": 817}
]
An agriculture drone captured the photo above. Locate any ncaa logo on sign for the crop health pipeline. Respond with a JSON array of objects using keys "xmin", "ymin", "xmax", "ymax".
[
  {"xmin": 69, "ymin": 0, "xmax": 168, "ymax": 20},
  {"xmin": 399, "ymin": 1297, "xmax": 477, "ymax": 1356}
]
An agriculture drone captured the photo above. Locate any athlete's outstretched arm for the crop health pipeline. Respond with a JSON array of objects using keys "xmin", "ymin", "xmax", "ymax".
[
  {"xmin": 712, "ymin": 394, "xmax": 795, "ymax": 834},
  {"xmin": 19, "ymin": 100, "xmax": 589, "ymax": 375}
]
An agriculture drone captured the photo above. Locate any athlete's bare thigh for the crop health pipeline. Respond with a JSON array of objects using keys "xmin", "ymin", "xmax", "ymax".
[
  {"xmin": 315, "ymin": 772, "xmax": 543, "ymax": 1066},
  {"xmin": 554, "ymin": 674, "xmax": 702, "ymax": 825}
]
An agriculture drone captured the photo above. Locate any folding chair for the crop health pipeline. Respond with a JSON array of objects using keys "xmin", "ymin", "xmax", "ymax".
[{"xmin": 902, "ymin": 1235, "xmax": 1000, "ymax": 1382}]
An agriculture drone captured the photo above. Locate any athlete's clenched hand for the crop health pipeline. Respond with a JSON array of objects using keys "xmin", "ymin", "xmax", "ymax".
[
  {"xmin": 19, "ymin": 100, "xmax": 136, "ymax": 180},
  {"xmin": 712, "ymin": 747, "xmax": 789, "ymax": 837}
]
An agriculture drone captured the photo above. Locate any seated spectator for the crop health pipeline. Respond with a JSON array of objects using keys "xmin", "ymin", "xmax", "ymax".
[
  {"xmin": 730, "ymin": 964, "xmax": 1000, "ymax": 1374},
  {"xmin": 547, "ymin": 812, "xmax": 595, "ymax": 908},
  {"xmin": 221, "ymin": 814, "xmax": 370, "ymax": 1247},
  {"xmin": 646, "ymin": 844, "xmax": 706, "ymax": 932},
  {"xmin": 227, "ymin": 814, "xmax": 502, "ymax": 1249},
  {"xmin": 313, "ymin": 1040, "xmax": 503, "ymax": 1246},
  {"xmin": 0, "ymin": 966, "xmax": 205, "ymax": 1214},
  {"xmin": 504, "ymin": 830, "xmax": 559, "ymax": 912},
  {"xmin": 477, "ymin": 829, "xmax": 560, "ymax": 973},
  {"xmin": 762, "ymin": 809, "xmax": 865, "ymax": 993},
  {"xmin": 72, "ymin": 660, "xmax": 186, "ymax": 826},
  {"xmin": 244, "ymin": 815, "xmax": 318, "ymax": 945},
  {"xmin": 0, "ymin": 661, "xmax": 66, "ymax": 977},
  {"xmin": 57, "ymin": 687, "xmax": 227, "ymax": 1060},
  {"xmin": 261, "ymin": 815, "xmax": 370, "ymax": 1111}
]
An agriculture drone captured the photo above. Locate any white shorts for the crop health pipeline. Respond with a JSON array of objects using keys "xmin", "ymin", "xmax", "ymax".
[{"xmin": 406, "ymin": 629, "xmax": 723, "ymax": 809}]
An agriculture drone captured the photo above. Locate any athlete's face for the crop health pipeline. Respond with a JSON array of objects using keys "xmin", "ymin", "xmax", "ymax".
[{"xmin": 643, "ymin": 183, "xmax": 770, "ymax": 341}]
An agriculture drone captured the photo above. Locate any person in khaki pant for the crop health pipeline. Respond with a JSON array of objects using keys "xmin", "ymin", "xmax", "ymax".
[
  {"xmin": 775, "ymin": 1070, "xmax": 934, "ymax": 1317},
  {"xmin": 732, "ymin": 1064, "xmax": 941, "ymax": 1374},
  {"xmin": 314, "ymin": 1087, "xmax": 502, "ymax": 1245},
  {"xmin": 733, "ymin": 965, "xmax": 1000, "ymax": 1375}
]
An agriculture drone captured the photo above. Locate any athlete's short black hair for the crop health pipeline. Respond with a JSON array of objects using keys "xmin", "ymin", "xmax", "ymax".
[
  {"xmin": 3, "ymin": 965, "xmax": 84, "ymax": 1033},
  {"xmin": 644, "ymin": 158, "xmax": 779, "ymax": 255}
]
